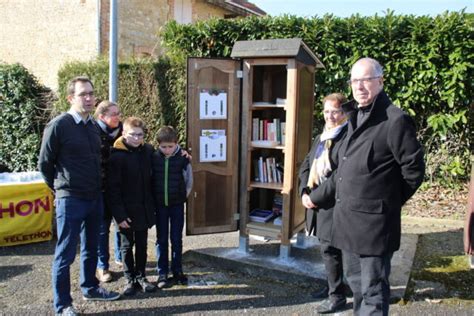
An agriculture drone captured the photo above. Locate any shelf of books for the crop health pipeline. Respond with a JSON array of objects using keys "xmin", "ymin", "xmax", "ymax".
[{"xmin": 238, "ymin": 51, "xmax": 317, "ymax": 256}]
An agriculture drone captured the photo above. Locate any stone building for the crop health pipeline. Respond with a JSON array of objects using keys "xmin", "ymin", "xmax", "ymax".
[{"xmin": 0, "ymin": 0, "xmax": 265, "ymax": 89}]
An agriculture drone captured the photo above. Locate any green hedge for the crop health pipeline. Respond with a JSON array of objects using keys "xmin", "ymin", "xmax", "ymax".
[
  {"xmin": 55, "ymin": 58, "xmax": 186, "ymax": 146},
  {"xmin": 161, "ymin": 11, "xmax": 473, "ymax": 184},
  {"xmin": 0, "ymin": 63, "xmax": 52, "ymax": 172}
]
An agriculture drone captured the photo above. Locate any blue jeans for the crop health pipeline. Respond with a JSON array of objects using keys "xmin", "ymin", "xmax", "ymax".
[
  {"xmin": 52, "ymin": 196, "xmax": 103, "ymax": 313},
  {"xmin": 156, "ymin": 204, "xmax": 184, "ymax": 276},
  {"xmin": 343, "ymin": 250, "xmax": 393, "ymax": 316},
  {"xmin": 97, "ymin": 215, "xmax": 121, "ymax": 270}
]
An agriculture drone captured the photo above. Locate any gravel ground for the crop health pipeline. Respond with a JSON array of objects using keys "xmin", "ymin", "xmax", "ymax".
[{"xmin": 1, "ymin": 217, "xmax": 473, "ymax": 315}]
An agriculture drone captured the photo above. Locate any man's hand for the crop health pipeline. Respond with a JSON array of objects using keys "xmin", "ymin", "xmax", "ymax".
[
  {"xmin": 302, "ymin": 193, "xmax": 317, "ymax": 209},
  {"xmin": 118, "ymin": 218, "xmax": 132, "ymax": 229}
]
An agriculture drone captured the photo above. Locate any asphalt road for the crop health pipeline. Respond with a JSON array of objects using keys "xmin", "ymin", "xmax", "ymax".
[{"xmin": 0, "ymin": 217, "xmax": 473, "ymax": 315}]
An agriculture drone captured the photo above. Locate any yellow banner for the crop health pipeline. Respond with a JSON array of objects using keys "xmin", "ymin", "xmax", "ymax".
[{"xmin": 0, "ymin": 182, "xmax": 53, "ymax": 246}]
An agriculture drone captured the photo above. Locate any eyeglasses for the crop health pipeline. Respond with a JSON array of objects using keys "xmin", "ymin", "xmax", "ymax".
[
  {"xmin": 128, "ymin": 132, "xmax": 144, "ymax": 139},
  {"xmin": 106, "ymin": 112, "xmax": 121, "ymax": 117},
  {"xmin": 323, "ymin": 110, "xmax": 343, "ymax": 116},
  {"xmin": 347, "ymin": 76, "xmax": 381, "ymax": 85},
  {"xmin": 75, "ymin": 91, "xmax": 95, "ymax": 98}
]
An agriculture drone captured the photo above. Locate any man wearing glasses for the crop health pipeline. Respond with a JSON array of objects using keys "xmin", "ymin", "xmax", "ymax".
[
  {"xmin": 39, "ymin": 76, "xmax": 120, "ymax": 316},
  {"xmin": 311, "ymin": 58, "xmax": 424, "ymax": 315}
]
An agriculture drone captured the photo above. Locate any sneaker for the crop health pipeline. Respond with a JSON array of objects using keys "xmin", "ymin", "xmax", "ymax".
[
  {"xmin": 123, "ymin": 280, "xmax": 136, "ymax": 296},
  {"xmin": 137, "ymin": 277, "xmax": 157, "ymax": 293},
  {"xmin": 97, "ymin": 269, "xmax": 112, "ymax": 283},
  {"xmin": 83, "ymin": 287, "xmax": 121, "ymax": 301},
  {"xmin": 316, "ymin": 298, "xmax": 346, "ymax": 314},
  {"xmin": 172, "ymin": 272, "xmax": 188, "ymax": 285},
  {"xmin": 157, "ymin": 274, "xmax": 168, "ymax": 289},
  {"xmin": 55, "ymin": 306, "xmax": 77, "ymax": 316}
]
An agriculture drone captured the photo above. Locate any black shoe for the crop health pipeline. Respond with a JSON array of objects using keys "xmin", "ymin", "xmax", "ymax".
[
  {"xmin": 311, "ymin": 286, "xmax": 329, "ymax": 299},
  {"xmin": 316, "ymin": 298, "xmax": 346, "ymax": 314},
  {"xmin": 157, "ymin": 274, "xmax": 168, "ymax": 289},
  {"xmin": 136, "ymin": 277, "xmax": 157, "ymax": 293},
  {"xmin": 172, "ymin": 272, "xmax": 188, "ymax": 285},
  {"xmin": 123, "ymin": 280, "xmax": 136, "ymax": 296}
]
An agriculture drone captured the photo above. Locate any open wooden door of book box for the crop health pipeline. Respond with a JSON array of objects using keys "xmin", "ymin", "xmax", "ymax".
[{"xmin": 186, "ymin": 57, "xmax": 241, "ymax": 235}]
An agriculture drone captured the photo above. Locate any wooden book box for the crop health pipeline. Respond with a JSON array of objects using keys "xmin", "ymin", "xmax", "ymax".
[{"xmin": 186, "ymin": 38, "xmax": 323, "ymax": 258}]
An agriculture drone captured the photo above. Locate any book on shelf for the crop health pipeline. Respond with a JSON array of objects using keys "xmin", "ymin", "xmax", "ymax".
[
  {"xmin": 251, "ymin": 117, "xmax": 286, "ymax": 145},
  {"xmin": 254, "ymin": 156, "xmax": 283, "ymax": 184},
  {"xmin": 273, "ymin": 216, "xmax": 282, "ymax": 226},
  {"xmin": 249, "ymin": 209, "xmax": 275, "ymax": 223}
]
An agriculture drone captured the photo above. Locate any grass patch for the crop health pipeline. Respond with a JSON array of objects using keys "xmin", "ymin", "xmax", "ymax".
[{"xmin": 407, "ymin": 230, "xmax": 474, "ymax": 302}]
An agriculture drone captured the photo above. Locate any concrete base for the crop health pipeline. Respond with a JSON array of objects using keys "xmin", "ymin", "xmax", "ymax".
[
  {"xmin": 183, "ymin": 233, "xmax": 418, "ymax": 301},
  {"xmin": 184, "ymin": 235, "xmax": 327, "ymax": 287}
]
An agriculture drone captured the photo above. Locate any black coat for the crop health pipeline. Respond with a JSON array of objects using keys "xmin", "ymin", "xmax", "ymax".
[
  {"xmin": 311, "ymin": 91, "xmax": 425, "ymax": 255},
  {"xmin": 106, "ymin": 137, "xmax": 156, "ymax": 231},
  {"xmin": 298, "ymin": 125, "xmax": 347, "ymax": 242},
  {"xmin": 97, "ymin": 121, "xmax": 122, "ymax": 218}
]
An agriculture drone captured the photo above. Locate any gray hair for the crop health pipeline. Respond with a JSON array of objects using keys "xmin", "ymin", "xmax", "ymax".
[{"xmin": 351, "ymin": 58, "xmax": 384, "ymax": 77}]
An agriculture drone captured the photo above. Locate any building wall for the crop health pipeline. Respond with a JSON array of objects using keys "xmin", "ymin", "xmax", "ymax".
[
  {"xmin": 0, "ymin": 0, "xmax": 98, "ymax": 89},
  {"xmin": 117, "ymin": 0, "xmax": 170, "ymax": 57},
  {"xmin": 193, "ymin": 0, "xmax": 229, "ymax": 20},
  {"xmin": 0, "ymin": 0, "xmax": 242, "ymax": 90}
]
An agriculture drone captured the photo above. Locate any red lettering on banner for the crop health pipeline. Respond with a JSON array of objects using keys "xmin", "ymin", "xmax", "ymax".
[
  {"xmin": 0, "ymin": 197, "xmax": 51, "ymax": 219},
  {"xmin": 3, "ymin": 230, "xmax": 52, "ymax": 243},
  {"xmin": 0, "ymin": 202, "xmax": 15, "ymax": 218},
  {"xmin": 34, "ymin": 196, "xmax": 51, "ymax": 213},
  {"xmin": 16, "ymin": 200, "xmax": 33, "ymax": 216}
]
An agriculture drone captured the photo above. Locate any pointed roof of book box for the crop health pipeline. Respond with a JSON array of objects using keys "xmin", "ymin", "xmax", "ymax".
[{"xmin": 231, "ymin": 38, "xmax": 324, "ymax": 68}]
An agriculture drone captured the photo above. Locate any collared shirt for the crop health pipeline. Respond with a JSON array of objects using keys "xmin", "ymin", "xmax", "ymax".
[
  {"xmin": 68, "ymin": 109, "xmax": 93, "ymax": 124},
  {"xmin": 96, "ymin": 119, "xmax": 121, "ymax": 139}
]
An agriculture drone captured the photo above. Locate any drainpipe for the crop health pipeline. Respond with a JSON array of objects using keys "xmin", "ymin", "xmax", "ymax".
[{"xmin": 109, "ymin": 0, "xmax": 118, "ymax": 102}]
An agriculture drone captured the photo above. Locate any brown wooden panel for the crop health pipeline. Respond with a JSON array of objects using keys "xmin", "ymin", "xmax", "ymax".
[
  {"xmin": 290, "ymin": 63, "xmax": 315, "ymax": 236},
  {"xmin": 186, "ymin": 57, "xmax": 240, "ymax": 235}
]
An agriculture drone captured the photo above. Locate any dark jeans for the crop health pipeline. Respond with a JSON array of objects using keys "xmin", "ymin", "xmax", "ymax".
[
  {"xmin": 120, "ymin": 229, "xmax": 148, "ymax": 281},
  {"xmin": 97, "ymin": 213, "xmax": 121, "ymax": 270},
  {"xmin": 156, "ymin": 204, "xmax": 184, "ymax": 276},
  {"xmin": 320, "ymin": 242, "xmax": 346, "ymax": 303},
  {"xmin": 52, "ymin": 196, "xmax": 103, "ymax": 313},
  {"xmin": 343, "ymin": 250, "xmax": 393, "ymax": 316}
]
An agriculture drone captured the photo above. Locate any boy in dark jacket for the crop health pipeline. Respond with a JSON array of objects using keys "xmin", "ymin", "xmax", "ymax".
[
  {"xmin": 107, "ymin": 117, "xmax": 157, "ymax": 295},
  {"xmin": 152, "ymin": 126, "xmax": 193, "ymax": 288}
]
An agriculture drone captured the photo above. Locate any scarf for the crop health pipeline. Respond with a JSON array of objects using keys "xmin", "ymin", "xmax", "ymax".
[{"xmin": 307, "ymin": 121, "xmax": 347, "ymax": 189}]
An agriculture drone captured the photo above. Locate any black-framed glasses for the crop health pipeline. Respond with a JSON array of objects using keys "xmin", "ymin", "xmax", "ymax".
[
  {"xmin": 128, "ymin": 132, "xmax": 144, "ymax": 139},
  {"xmin": 76, "ymin": 91, "xmax": 95, "ymax": 98},
  {"xmin": 347, "ymin": 76, "xmax": 381, "ymax": 85}
]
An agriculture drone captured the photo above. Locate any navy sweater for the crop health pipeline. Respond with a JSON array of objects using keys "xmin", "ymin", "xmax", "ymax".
[{"xmin": 38, "ymin": 113, "xmax": 102, "ymax": 200}]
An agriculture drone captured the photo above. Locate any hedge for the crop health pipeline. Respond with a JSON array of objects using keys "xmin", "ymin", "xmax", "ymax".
[
  {"xmin": 2, "ymin": 12, "xmax": 472, "ymax": 186},
  {"xmin": 55, "ymin": 58, "xmax": 186, "ymax": 146},
  {"xmin": 160, "ymin": 11, "xmax": 473, "ymax": 184},
  {"xmin": 0, "ymin": 63, "xmax": 52, "ymax": 172}
]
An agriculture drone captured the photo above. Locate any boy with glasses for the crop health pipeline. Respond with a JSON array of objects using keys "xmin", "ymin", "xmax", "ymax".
[{"xmin": 106, "ymin": 117, "xmax": 157, "ymax": 295}]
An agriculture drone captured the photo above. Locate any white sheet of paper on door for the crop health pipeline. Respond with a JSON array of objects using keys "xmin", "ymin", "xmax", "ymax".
[
  {"xmin": 199, "ymin": 129, "xmax": 226, "ymax": 162},
  {"xmin": 199, "ymin": 89, "xmax": 227, "ymax": 119}
]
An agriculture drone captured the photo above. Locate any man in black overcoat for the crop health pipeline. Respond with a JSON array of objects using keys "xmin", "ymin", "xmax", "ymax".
[{"xmin": 310, "ymin": 58, "xmax": 425, "ymax": 315}]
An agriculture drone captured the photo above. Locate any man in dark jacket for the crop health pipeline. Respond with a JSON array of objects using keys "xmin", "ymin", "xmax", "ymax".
[
  {"xmin": 38, "ymin": 76, "xmax": 120, "ymax": 315},
  {"xmin": 311, "ymin": 58, "xmax": 425, "ymax": 315}
]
